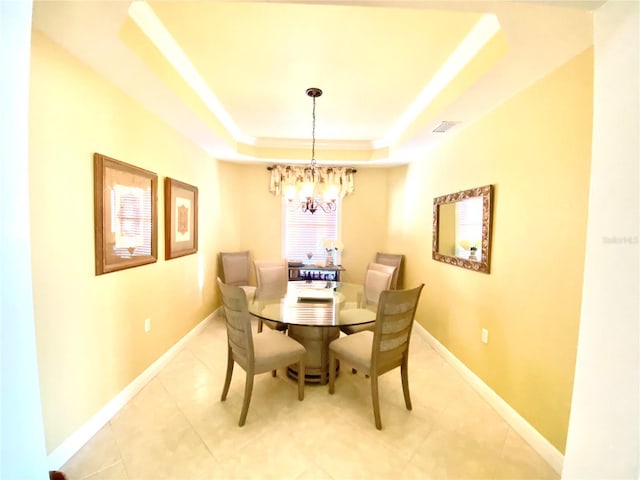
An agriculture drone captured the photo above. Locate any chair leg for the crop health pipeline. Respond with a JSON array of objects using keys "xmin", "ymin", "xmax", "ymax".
[
  {"xmin": 328, "ymin": 350, "xmax": 336, "ymax": 394},
  {"xmin": 401, "ymin": 357, "xmax": 412, "ymax": 411},
  {"xmin": 297, "ymin": 357, "xmax": 305, "ymax": 401},
  {"xmin": 371, "ymin": 373, "xmax": 382, "ymax": 430},
  {"xmin": 257, "ymin": 319, "xmax": 263, "ymax": 333},
  {"xmin": 272, "ymin": 369, "xmax": 277, "ymax": 377},
  {"xmin": 221, "ymin": 346, "xmax": 234, "ymax": 401},
  {"xmin": 239, "ymin": 372, "xmax": 254, "ymax": 427}
]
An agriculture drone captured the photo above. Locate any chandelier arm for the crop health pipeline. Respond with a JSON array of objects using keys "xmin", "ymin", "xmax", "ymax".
[
  {"xmin": 318, "ymin": 201, "xmax": 336, "ymax": 214},
  {"xmin": 304, "ymin": 198, "xmax": 318, "ymax": 214}
]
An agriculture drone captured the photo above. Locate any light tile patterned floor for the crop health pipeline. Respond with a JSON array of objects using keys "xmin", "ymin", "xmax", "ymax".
[{"xmin": 61, "ymin": 317, "xmax": 559, "ymax": 479}]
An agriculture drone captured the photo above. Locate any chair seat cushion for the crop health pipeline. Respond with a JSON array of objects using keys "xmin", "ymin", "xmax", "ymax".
[
  {"xmin": 253, "ymin": 330, "xmax": 305, "ymax": 374},
  {"xmin": 340, "ymin": 323, "xmax": 373, "ymax": 335},
  {"xmin": 329, "ymin": 330, "xmax": 373, "ymax": 373},
  {"xmin": 339, "ymin": 308, "xmax": 375, "ymax": 335}
]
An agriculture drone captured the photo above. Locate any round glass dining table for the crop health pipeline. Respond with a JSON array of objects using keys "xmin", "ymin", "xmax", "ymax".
[{"xmin": 248, "ymin": 281, "xmax": 376, "ymax": 384}]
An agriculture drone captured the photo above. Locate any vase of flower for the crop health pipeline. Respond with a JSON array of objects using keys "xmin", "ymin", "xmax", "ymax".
[
  {"xmin": 325, "ymin": 250, "xmax": 334, "ymax": 267},
  {"xmin": 322, "ymin": 239, "xmax": 343, "ymax": 267}
]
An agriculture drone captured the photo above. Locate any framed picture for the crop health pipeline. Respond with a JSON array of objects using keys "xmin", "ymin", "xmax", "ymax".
[
  {"xmin": 164, "ymin": 177, "xmax": 198, "ymax": 260},
  {"xmin": 432, "ymin": 184, "xmax": 493, "ymax": 274},
  {"xmin": 94, "ymin": 153, "xmax": 158, "ymax": 275}
]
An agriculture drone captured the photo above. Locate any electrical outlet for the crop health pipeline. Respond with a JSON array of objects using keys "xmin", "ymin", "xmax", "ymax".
[
  {"xmin": 481, "ymin": 328, "xmax": 488, "ymax": 344},
  {"xmin": 144, "ymin": 318, "xmax": 151, "ymax": 333}
]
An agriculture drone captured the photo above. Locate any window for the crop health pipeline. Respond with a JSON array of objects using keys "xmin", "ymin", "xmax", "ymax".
[
  {"xmin": 111, "ymin": 183, "xmax": 153, "ymax": 257},
  {"xmin": 454, "ymin": 196, "xmax": 483, "ymax": 258},
  {"xmin": 283, "ymin": 198, "xmax": 340, "ymax": 263}
]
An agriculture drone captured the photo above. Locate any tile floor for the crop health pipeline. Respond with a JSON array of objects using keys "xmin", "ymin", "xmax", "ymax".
[{"xmin": 61, "ymin": 316, "xmax": 560, "ymax": 480}]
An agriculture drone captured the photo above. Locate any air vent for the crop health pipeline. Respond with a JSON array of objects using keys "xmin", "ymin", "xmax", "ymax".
[{"xmin": 433, "ymin": 121, "xmax": 460, "ymax": 133}]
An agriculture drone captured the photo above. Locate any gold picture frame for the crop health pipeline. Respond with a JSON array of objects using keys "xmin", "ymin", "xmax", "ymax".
[
  {"xmin": 93, "ymin": 153, "xmax": 158, "ymax": 275},
  {"xmin": 164, "ymin": 177, "xmax": 198, "ymax": 260},
  {"xmin": 432, "ymin": 184, "xmax": 494, "ymax": 274}
]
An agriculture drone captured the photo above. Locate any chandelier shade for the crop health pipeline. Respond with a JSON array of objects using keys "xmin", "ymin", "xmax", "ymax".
[
  {"xmin": 268, "ymin": 165, "xmax": 356, "ymax": 213},
  {"xmin": 267, "ymin": 87, "xmax": 356, "ymax": 214}
]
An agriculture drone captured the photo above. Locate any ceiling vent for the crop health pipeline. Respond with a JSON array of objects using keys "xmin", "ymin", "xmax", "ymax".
[{"xmin": 433, "ymin": 121, "xmax": 460, "ymax": 133}]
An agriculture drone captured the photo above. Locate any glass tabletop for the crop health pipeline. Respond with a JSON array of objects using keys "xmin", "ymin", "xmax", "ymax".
[{"xmin": 248, "ymin": 281, "xmax": 377, "ymax": 328}]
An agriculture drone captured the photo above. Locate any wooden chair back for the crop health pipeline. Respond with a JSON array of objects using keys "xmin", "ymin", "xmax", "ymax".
[
  {"xmin": 363, "ymin": 262, "xmax": 395, "ymax": 307},
  {"xmin": 254, "ymin": 259, "xmax": 288, "ymax": 300},
  {"xmin": 220, "ymin": 251, "xmax": 251, "ymax": 287},
  {"xmin": 371, "ymin": 284, "xmax": 424, "ymax": 376},
  {"xmin": 217, "ymin": 277, "xmax": 254, "ymax": 370}
]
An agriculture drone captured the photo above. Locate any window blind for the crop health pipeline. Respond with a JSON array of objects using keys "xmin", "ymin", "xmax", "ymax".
[
  {"xmin": 284, "ymin": 198, "xmax": 339, "ymax": 262},
  {"xmin": 454, "ymin": 196, "xmax": 483, "ymax": 257},
  {"xmin": 111, "ymin": 185, "xmax": 152, "ymax": 257}
]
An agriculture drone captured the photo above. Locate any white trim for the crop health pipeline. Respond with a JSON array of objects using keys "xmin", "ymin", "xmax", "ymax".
[
  {"xmin": 379, "ymin": 13, "xmax": 500, "ymax": 148},
  {"xmin": 47, "ymin": 312, "xmax": 563, "ymax": 472},
  {"xmin": 253, "ymin": 136, "xmax": 375, "ymax": 151},
  {"xmin": 46, "ymin": 311, "xmax": 220, "ymax": 470},
  {"xmin": 413, "ymin": 322, "xmax": 564, "ymax": 475},
  {"xmin": 128, "ymin": 1, "xmax": 247, "ymax": 144}
]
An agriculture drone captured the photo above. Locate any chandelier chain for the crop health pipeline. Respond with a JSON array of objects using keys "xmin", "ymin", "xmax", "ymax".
[
  {"xmin": 266, "ymin": 87, "xmax": 355, "ymax": 215},
  {"xmin": 311, "ymin": 94, "xmax": 317, "ymax": 170}
]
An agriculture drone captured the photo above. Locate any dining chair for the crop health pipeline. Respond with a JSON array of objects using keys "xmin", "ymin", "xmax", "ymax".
[
  {"xmin": 374, "ymin": 252, "xmax": 404, "ymax": 290},
  {"xmin": 328, "ymin": 283, "xmax": 424, "ymax": 430},
  {"xmin": 217, "ymin": 278, "xmax": 306, "ymax": 427},
  {"xmin": 339, "ymin": 262, "xmax": 395, "ymax": 335},
  {"xmin": 254, "ymin": 259, "xmax": 289, "ymax": 332},
  {"xmin": 220, "ymin": 251, "xmax": 256, "ymax": 303}
]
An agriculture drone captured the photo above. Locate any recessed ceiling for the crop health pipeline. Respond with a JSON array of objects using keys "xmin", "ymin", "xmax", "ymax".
[{"xmin": 31, "ymin": 0, "xmax": 601, "ymax": 166}]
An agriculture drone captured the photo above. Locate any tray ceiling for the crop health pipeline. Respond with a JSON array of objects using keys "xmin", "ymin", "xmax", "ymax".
[{"xmin": 32, "ymin": 0, "xmax": 601, "ymax": 166}]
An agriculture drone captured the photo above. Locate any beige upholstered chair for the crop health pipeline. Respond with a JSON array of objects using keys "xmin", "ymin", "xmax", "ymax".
[
  {"xmin": 217, "ymin": 278, "xmax": 305, "ymax": 426},
  {"xmin": 375, "ymin": 252, "xmax": 404, "ymax": 290},
  {"xmin": 329, "ymin": 284, "xmax": 424, "ymax": 430},
  {"xmin": 254, "ymin": 259, "xmax": 289, "ymax": 332},
  {"xmin": 339, "ymin": 262, "xmax": 396, "ymax": 335},
  {"xmin": 220, "ymin": 251, "xmax": 256, "ymax": 303}
]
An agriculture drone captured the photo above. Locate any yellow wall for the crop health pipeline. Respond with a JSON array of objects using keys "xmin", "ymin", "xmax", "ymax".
[
  {"xmin": 27, "ymin": 27, "xmax": 390, "ymax": 452},
  {"xmin": 28, "ymin": 31, "xmax": 230, "ymax": 452},
  {"xmin": 213, "ymin": 163, "xmax": 390, "ymax": 285},
  {"xmin": 340, "ymin": 168, "xmax": 390, "ymax": 283},
  {"xmin": 28, "ymin": 24, "xmax": 592, "ymax": 458},
  {"xmin": 438, "ymin": 203, "xmax": 457, "ymax": 256},
  {"xmin": 387, "ymin": 48, "xmax": 593, "ymax": 452},
  {"xmin": 210, "ymin": 162, "xmax": 284, "ymax": 284}
]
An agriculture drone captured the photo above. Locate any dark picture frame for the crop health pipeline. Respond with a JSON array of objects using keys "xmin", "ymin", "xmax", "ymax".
[
  {"xmin": 93, "ymin": 153, "xmax": 158, "ymax": 275},
  {"xmin": 164, "ymin": 177, "xmax": 198, "ymax": 260}
]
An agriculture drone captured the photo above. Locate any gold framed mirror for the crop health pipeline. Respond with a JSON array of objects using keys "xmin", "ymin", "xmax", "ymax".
[{"xmin": 432, "ymin": 185, "xmax": 494, "ymax": 274}]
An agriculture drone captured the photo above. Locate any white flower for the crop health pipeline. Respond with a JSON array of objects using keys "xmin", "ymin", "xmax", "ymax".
[{"xmin": 321, "ymin": 239, "xmax": 344, "ymax": 251}]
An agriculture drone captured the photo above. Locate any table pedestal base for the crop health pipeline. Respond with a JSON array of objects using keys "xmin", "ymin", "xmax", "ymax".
[{"xmin": 287, "ymin": 325, "xmax": 340, "ymax": 384}]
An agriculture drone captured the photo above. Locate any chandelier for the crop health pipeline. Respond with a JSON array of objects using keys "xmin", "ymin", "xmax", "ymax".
[{"xmin": 267, "ymin": 88, "xmax": 356, "ymax": 214}]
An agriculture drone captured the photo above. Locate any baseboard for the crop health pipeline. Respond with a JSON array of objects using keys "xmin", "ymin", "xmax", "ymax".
[
  {"xmin": 413, "ymin": 322, "xmax": 564, "ymax": 475},
  {"xmin": 48, "ymin": 313, "xmax": 562, "ymax": 472},
  {"xmin": 47, "ymin": 310, "xmax": 219, "ymax": 470}
]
